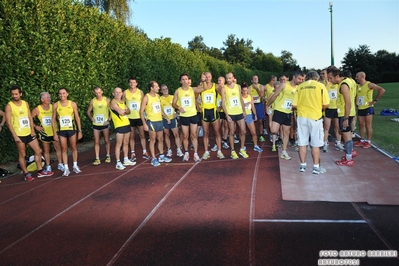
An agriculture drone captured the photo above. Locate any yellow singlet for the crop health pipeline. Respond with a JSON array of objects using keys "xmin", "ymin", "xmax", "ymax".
[
  {"xmin": 110, "ymin": 101, "xmax": 130, "ymax": 129},
  {"xmin": 9, "ymin": 100, "xmax": 31, "ymax": 136},
  {"xmin": 37, "ymin": 104, "xmax": 54, "ymax": 136},
  {"xmin": 177, "ymin": 87, "xmax": 197, "ymax": 117},
  {"xmin": 145, "ymin": 93, "xmax": 162, "ymax": 122},
  {"xmin": 92, "ymin": 97, "xmax": 109, "ymax": 126},
  {"xmin": 160, "ymin": 95, "xmax": 175, "ymax": 119},
  {"xmin": 225, "ymin": 84, "xmax": 243, "ymax": 115},
  {"xmin": 125, "ymin": 89, "xmax": 142, "ymax": 119},
  {"xmin": 56, "ymin": 100, "xmax": 75, "ymax": 131}
]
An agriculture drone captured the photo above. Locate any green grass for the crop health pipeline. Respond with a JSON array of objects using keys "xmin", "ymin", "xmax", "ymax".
[{"xmin": 355, "ymin": 82, "xmax": 399, "ymax": 157}]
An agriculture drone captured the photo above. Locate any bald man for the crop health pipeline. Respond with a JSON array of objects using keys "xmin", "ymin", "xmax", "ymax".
[{"xmin": 354, "ymin": 71, "xmax": 385, "ymax": 148}]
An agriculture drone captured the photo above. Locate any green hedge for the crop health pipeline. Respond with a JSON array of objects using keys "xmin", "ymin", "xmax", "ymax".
[{"xmin": 0, "ymin": 0, "xmax": 272, "ymax": 163}]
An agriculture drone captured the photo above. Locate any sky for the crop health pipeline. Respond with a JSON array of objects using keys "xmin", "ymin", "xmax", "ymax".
[{"xmin": 129, "ymin": 0, "xmax": 399, "ymax": 71}]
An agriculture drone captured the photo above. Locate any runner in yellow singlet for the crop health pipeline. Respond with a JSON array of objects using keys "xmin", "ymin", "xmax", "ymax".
[
  {"xmin": 327, "ymin": 66, "xmax": 356, "ymax": 166},
  {"xmin": 124, "ymin": 77, "xmax": 149, "ymax": 162},
  {"xmin": 140, "ymin": 81, "xmax": 172, "ymax": 167},
  {"xmin": 220, "ymin": 72, "xmax": 249, "ymax": 159},
  {"xmin": 110, "ymin": 87, "xmax": 136, "ymax": 170},
  {"xmin": 5, "ymin": 86, "xmax": 52, "ymax": 181},
  {"xmin": 52, "ymin": 88, "xmax": 83, "ymax": 176},
  {"xmin": 267, "ymin": 71, "xmax": 305, "ymax": 160},
  {"xmin": 172, "ymin": 73, "xmax": 206, "ymax": 163},
  {"xmin": 86, "ymin": 86, "xmax": 111, "ymax": 165},
  {"xmin": 31, "ymin": 92, "xmax": 63, "ymax": 173},
  {"xmin": 199, "ymin": 72, "xmax": 225, "ymax": 160},
  {"xmin": 354, "ymin": 71, "xmax": 385, "ymax": 148},
  {"xmin": 160, "ymin": 84, "xmax": 183, "ymax": 158}
]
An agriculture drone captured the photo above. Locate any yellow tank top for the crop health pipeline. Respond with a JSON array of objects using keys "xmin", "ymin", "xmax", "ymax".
[
  {"xmin": 327, "ymin": 83, "xmax": 338, "ymax": 109},
  {"xmin": 249, "ymin": 84, "xmax": 262, "ymax": 103},
  {"xmin": 145, "ymin": 93, "xmax": 162, "ymax": 122},
  {"xmin": 9, "ymin": 100, "xmax": 31, "ymax": 136},
  {"xmin": 125, "ymin": 89, "xmax": 142, "ymax": 119},
  {"xmin": 37, "ymin": 104, "xmax": 54, "ymax": 136},
  {"xmin": 56, "ymin": 100, "xmax": 75, "ymax": 131},
  {"xmin": 110, "ymin": 101, "xmax": 130, "ymax": 129},
  {"xmin": 92, "ymin": 97, "xmax": 109, "ymax": 126},
  {"xmin": 357, "ymin": 81, "xmax": 372, "ymax": 110},
  {"xmin": 242, "ymin": 95, "xmax": 252, "ymax": 115},
  {"xmin": 274, "ymin": 82, "xmax": 296, "ymax": 114},
  {"xmin": 337, "ymin": 78, "xmax": 356, "ymax": 117},
  {"xmin": 177, "ymin": 87, "xmax": 197, "ymax": 117},
  {"xmin": 225, "ymin": 84, "xmax": 243, "ymax": 115},
  {"xmin": 160, "ymin": 95, "xmax": 175, "ymax": 119},
  {"xmin": 265, "ymin": 84, "xmax": 274, "ymax": 99},
  {"xmin": 201, "ymin": 83, "xmax": 217, "ymax": 109}
]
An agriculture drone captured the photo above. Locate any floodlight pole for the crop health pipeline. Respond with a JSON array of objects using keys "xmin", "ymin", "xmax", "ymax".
[{"xmin": 329, "ymin": 2, "xmax": 334, "ymax": 66}]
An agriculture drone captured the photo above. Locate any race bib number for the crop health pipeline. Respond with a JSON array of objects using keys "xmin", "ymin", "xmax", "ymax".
[
  {"xmin": 253, "ymin": 96, "xmax": 261, "ymax": 103},
  {"xmin": 95, "ymin": 114, "xmax": 105, "ymax": 124},
  {"xmin": 129, "ymin": 101, "xmax": 139, "ymax": 111},
  {"xmin": 244, "ymin": 101, "xmax": 251, "ymax": 110},
  {"xmin": 229, "ymin": 96, "xmax": 239, "ymax": 107},
  {"xmin": 60, "ymin": 115, "xmax": 73, "ymax": 128},
  {"xmin": 164, "ymin": 106, "xmax": 173, "ymax": 116},
  {"xmin": 217, "ymin": 99, "xmax": 222, "ymax": 108},
  {"xmin": 181, "ymin": 97, "xmax": 192, "ymax": 108},
  {"xmin": 152, "ymin": 102, "xmax": 161, "ymax": 113},
  {"xmin": 329, "ymin": 90, "xmax": 337, "ymax": 100},
  {"xmin": 19, "ymin": 116, "xmax": 30, "ymax": 128},
  {"xmin": 41, "ymin": 116, "xmax": 52, "ymax": 127},
  {"xmin": 357, "ymin": 96, "xmax": 365, "ymax": 106},
  {"xmin": 203, "ymin": 93, "xmax": 214, "ymax": 104},
  {"xmin": 282, "ymin": 99, "xmax": 293, "ymax": 110}
]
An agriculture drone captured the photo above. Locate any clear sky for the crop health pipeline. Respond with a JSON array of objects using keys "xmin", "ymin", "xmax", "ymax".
[{"xmin": 129, "ymin": 0, "xmax": 398, "ymax": 71}]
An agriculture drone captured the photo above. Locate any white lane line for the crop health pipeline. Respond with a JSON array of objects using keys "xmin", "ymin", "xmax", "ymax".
[
  {"xmin": 0, "ymin": 161, "xmax": 143, "ymax": 255},
  {"xmin": 249, "ymin": 149, "xmax": 263, "ymax": 266},
  {"xmin": 253, "ymin": 219, "xmax": 366, "ymax": 223},
  {"xmin": 107, "ymin": 162, "xmax": 199, "ymax": 266}
]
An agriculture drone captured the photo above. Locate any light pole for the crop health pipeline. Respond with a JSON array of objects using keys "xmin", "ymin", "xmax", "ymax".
[{"xmin": 329, "ymin": 2, "xmax": 334, "ymax": 66}]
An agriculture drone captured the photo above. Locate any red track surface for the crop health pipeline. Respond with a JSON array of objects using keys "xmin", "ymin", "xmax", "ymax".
[{"xmin": 1, "ymin": 138, "xmax": 398, "ymax": 265}]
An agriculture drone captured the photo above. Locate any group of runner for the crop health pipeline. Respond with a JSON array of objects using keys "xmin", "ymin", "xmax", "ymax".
[{"xmin": 1, "ymin": 68, "xmax": 385, "ymax": 181}]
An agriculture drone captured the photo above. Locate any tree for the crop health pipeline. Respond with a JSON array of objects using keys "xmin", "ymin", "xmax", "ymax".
[
  {"xmin": 280, "ymin": 50, "xmax": 299, "ymax": 72},
  {"xmin": 83, "ymin": 0, "xmax": 132, "ymax": 23},
  {"xmin": 207, "ymin": 47, "xmax": 224, "ymax": 60},
  {"xmin": 221, "ymin": 34, "xmax": 253, "ymax": 68},
  {"xmin": 188, "ymin": 35, "xmax": 209, "ymax": 52},
  {"xmin": 341, "ymin": 45, "xmax": 375, "ymax": 77}
]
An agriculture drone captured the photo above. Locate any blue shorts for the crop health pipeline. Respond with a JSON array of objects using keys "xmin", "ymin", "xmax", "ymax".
[
  {"xmin": 254, "ymin": 103, "xmax": 265, "ymax": 120},
  {"xmin": 163, "ymin": 118, "xmax": 177, "ymax": 130},
  {"xmin": 115, "ymin": 125, "xmax": 130, "ymax": 134},
  {"xmin": 147, "ymin": 120, "xmax": 163, "ymax": 132},
  {"xmin": 357, "ymin": 107, "xmax": 375, "ymax": 116},
  {"xmin": 245, "ymin": 114, "xmax": 254, "ymax": 124}
]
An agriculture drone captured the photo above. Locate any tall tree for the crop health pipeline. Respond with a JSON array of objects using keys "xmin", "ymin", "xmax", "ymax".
[
  {"xmin": 221, "ymin": 34, "xmax": 253, "ymax": 68},
  {"xmin": 188, "ymin": 35, "xmax": 209, "ymax": 52},
  {"xmin": 280, "ymin": 50, "xmax": 298, "ymax": 72},
  {"xmin": 341, "ymin": 44, "xmax": 375, "ymax": 76},
  {"xmin": 83, "ymin": 0, "xmax": 132, "ymax": 23}
]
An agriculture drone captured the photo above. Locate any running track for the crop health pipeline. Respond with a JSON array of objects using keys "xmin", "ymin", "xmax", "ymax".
[{"xmin": 1, "ymin": 138, "xmax": 398, "ymax": 265}]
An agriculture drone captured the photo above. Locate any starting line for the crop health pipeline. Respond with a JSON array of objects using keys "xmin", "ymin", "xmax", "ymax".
[{"xmin": 253, "ymin": 219, "xmax": 366, "ymax": 223}]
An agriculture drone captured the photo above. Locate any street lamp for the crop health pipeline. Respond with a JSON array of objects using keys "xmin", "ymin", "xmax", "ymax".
[{"xmin": 329, "ymin": 2, "xmax": 334, "ymax": 66}]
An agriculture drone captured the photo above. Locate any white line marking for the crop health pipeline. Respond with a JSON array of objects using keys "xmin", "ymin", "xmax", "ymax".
[
  {"xmin": 253, "ymin": 219, "xmax": 366, "ymax": 223},
  {"xmin": 249, "ymin": 149, "xmax": 263, "ymax": 266},
  {"xmin": 0, "ymin": 161, "xmax": 142, "ymax": 255},
  {"xmin": 107, "ymin": 162, "xmax": 199, "ymax": 266}
]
